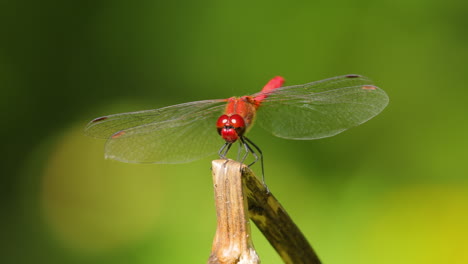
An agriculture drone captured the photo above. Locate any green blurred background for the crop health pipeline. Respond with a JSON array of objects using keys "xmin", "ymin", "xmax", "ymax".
[{"xmin": 1, "ymin": 0, "xmax": 467, "ymax": 263}]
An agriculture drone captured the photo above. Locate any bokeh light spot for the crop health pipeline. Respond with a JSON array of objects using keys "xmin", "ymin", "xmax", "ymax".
[{"xmin": 41, "ymin": 126, "xmax": 164, "ymax": 254}]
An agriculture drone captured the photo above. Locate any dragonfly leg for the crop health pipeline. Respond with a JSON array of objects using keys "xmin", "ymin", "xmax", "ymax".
[
  {"xmin": 218, "ymin": 142, "xmax": 233, "ymax": 160},
  {"xmin": 239, "ymin": 138, "xmax": 251, "ymax": 165},
  {"xmin": 241, "ymin": 137, "xmax": 269, "ymax": 193},
  {"xmin": 237, "ymin": 141, "xmax": 243, "ymax": 161}
]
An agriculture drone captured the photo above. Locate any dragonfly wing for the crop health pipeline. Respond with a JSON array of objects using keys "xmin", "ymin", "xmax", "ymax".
[
  {"xmin": 85, "ymin": 99, "xmax": 227, "ymax": 163},
  {"xmin": 254, "ymin": 74, "xmax": 389, "ymax": 140},
  {"xmin": 85, "ymin": 99, "xmax": 226, "ymax": 139}
]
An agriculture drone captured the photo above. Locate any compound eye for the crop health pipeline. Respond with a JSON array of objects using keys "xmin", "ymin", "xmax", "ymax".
[
  {"xmin": 216, "ymin": 114, "xmax": 229, "ymax": 128},
  {"xmin": 229, "ymin": 114, "xmax": 245, "ymax": 128}
]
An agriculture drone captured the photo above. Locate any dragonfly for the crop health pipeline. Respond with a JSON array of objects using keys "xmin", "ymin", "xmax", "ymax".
[{"xmin": 85, "ymin": 74, "xmax": 389, "ymax": 183}]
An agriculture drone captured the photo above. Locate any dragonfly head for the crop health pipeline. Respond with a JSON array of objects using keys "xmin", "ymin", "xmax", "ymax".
[{"xmin": 216, "ymin": 114, "xmax": 246, "ymax": 143}]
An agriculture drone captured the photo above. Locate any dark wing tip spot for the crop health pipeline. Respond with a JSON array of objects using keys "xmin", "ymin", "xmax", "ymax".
[
  {"xmin": 111, "ymin": 130, "xmax": 126, "ymax": 139},
  {"xmin": 345, "ymin": 74, "xmax": 361, "ymax": 78},
  {"xmin": 362, "ymin": 85, "xmax": 377, "ymax": 90},
  {"xmin": 92, "ymin": 116, "xmax": 108, "ymax": 123}
]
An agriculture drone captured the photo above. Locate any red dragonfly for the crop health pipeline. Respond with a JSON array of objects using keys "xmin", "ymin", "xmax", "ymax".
[{"xmin": 85, "ymin": 74, "xmax": 388, "ymax": 178}]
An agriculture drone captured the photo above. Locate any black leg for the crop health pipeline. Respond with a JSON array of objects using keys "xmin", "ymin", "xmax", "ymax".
[
  {"xmin": 237, "ymin": 141, "xmax": 243, "ymax": 161},
  {"xmin": 218, "ymin": 142, "xmax": 232, "ymax": 159},
  {"xmin": 239, "ymin": 137, "xmax": 252, "ymax": 165},
  {"xmin": 241, "ymin": 136, "xmax": 269, "ymax": 193}
]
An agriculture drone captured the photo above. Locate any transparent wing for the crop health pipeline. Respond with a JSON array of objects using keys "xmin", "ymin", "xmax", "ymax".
[
  {"xmin": 253, "ymin": 74, "xmax": 389, "ymax": 140},
  {"xmin": 85, "ymin": 99, "xmax": 226, "ymax": 139},
  {"xmin": 85, "ymin": 99, "xmax": 227, "ymax": 163}
]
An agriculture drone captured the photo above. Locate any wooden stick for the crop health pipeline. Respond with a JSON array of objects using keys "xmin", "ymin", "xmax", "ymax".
[
  {"xmin": 208, "ymin": 159, "xmax": 321, "ymax": 264},
  {"xmin": 208, "ymin": 159, "xmax": 260, "ymax": 264}
]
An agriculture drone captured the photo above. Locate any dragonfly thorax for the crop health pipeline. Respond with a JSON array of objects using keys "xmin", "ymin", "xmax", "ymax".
[{"xmin": 216, "ymin": 114, "xmax": 246, "ymax": 143}]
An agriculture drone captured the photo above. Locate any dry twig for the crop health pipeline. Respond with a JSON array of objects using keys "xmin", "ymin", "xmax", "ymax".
[{"xmin": 208, "ymin": 159, "xmax": 321, "ymax": 264}]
